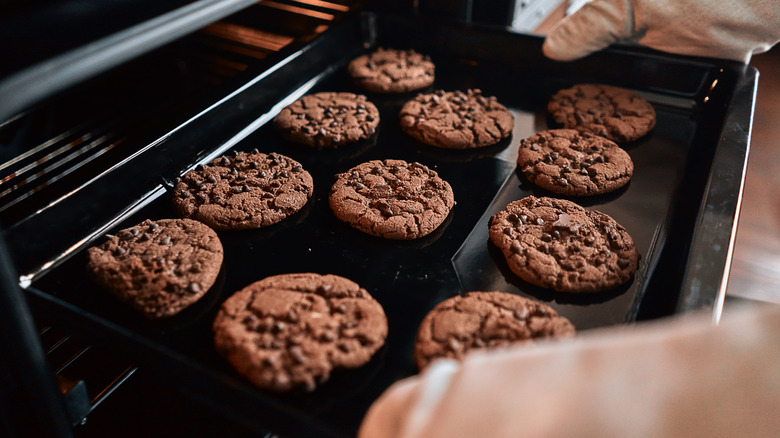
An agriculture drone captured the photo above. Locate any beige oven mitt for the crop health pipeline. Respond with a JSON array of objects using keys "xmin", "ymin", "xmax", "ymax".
[
  {"xmin": 542, "ymin": 0, "xmax": 780, "ymax": 63},
  {"xmin": 359, "ymin": 304, "xmax": 780, "ymax": 438}
]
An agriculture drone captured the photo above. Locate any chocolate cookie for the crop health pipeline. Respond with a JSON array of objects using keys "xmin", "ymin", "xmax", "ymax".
[
  {"xmin": 517, "ymin": 129, "xmax": 633, "ymax": 196},
  {"xmin": 87, "ymin": 218, "xmax": 223, "ymax": 319},
  {"xmin": 415, "ymin": 291, "xmax": 575, "ymax": 370},
  {"xmin": 488, "ymin": 196, "xmax": 639, "ymax": 293},
  {"xmin": 273, "ymin": 92, "xmax": 380, "ymax": 148},
  {"xmin": 212, "ymin": 273, "xmax": 388, "ymax": 392},
  {"xmin": 399, "ymin": 89, "xmax": 514, "ymax": 149},
  {"xmin": 347, "ymin": 48, "xmax": 435, "ymax": 94},
  {"xmin": 328, "ymin": 159, "xmax": 455, "ymax": 240},
  {"xmin": 547, "ymin": 84, "xmax": 656, "ymax": 143},
  {"xmin": 173, "ymin": 150, "xmax": 313, "ymax": 231}
]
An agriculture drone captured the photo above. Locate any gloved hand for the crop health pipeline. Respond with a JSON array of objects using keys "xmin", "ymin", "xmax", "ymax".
[
  {"xmin": 542, "ymin": 0, "xmax": 780, "ymax": 63},
  {"xmin": 358, "ymin": 304, "xmax": 780, "ymax": 438}
]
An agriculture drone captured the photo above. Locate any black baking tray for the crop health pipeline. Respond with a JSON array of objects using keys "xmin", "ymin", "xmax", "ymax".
[{"xmin": 19, "ymin": 11, "xmax": 754, "ymax": 437}]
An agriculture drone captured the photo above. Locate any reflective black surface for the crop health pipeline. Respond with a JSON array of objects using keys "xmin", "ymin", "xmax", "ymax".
[{"xmin": 23, "ymin": 13, "xmax": 752, "ymax": 438}]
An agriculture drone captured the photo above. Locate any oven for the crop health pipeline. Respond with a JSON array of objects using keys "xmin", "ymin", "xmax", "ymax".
[{"xmin": 0, "ymin": 1, "xmax": 756, "ymax": 437}]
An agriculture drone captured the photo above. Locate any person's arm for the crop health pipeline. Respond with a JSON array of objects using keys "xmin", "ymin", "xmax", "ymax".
[
  {"xmin": 543, "ymin": 0, "xmax": 780, "ymax": 63},
  {"xmin": 359, "ymin": 304, "xmax": 780, "ymax": 438}
]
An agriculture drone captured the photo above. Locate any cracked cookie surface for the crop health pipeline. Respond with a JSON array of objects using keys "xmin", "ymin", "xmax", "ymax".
[
  {"xmin": 273, "ymin": 92, "xmax": 380, "ymax": 148},
  {"xmin": 415, "ymin": 291, "xmax": 575, "ymax": 370},
  {"xmin": 488, "ymin": 196, "xmax": 639, "ymax": 293},
  {"xmin": 547, "ymin": 84, "xmax": 656, "ymax": 143},
  {"xmin": 329, "ymin": 159, "xmax": 455, "ymax": 240},
  {"xmin": 348, "ymin": 47, "xmax": 435, "ymax": 94},
  {"xmin": 212, "ymin": 273, "xmax": 388, "ymax": 392},
  {"xmin": 517, "ymin": 129, "xmax": 633, "ymax": 196},
  {"xmin": 87, "ymin": 218, "xmax": 223, "ymax": 319},
  {"xmin": 399, "ymin": 89, "xmax": 514, "ymax": 149},
  {"xmin": 173, "ymin": 150, "xmax": 313, "ymax": 231}
]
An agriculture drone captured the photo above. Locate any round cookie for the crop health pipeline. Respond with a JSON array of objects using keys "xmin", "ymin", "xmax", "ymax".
[
  {"xmin": 328, "ymin": 159, "xmax": 455, "ymax": 240},
  {"xmin": 488, "ymin": 196, "xmax": 639, "ymax": 293},
  {"xmin": 347, "ymin": 48, "xmax": 435, "ymax": 94},
  {"xmin": 212, "ymin": 273, "xmax": 388, "ymax": 392},
  {"xmin": 399, "ymin": 89, "xmax": 514, "ymax": 149},
  {"xmin": 517, "ymin": 129, "xmax": 633, "ymax": 196},
  {"xmin": 547, "ymin": 84, "xmax": 656, "ymax": 143},
  {"xmin": 173, "ymin": 150, "xmax": 313, "ymax": 231},
  {"xmin": 273, "ymin": 92, "xmax": 380, "ymax": 148},
  {"xmin": 87, "ymin": 218, "xmax": 223, "ymax": 319},
  {"xmin": 415, "ymin": 291, "xmax": 575, "ymax": 370}
]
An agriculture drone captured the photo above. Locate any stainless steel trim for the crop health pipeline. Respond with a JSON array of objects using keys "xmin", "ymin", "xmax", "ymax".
[{"xmin": 677, "ymin": 65, "xmax": 758, "ymax": 323}]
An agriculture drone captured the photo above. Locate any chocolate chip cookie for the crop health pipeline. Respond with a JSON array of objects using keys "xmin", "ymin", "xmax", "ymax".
[
  {"xmin": 517, "ymin": 129, "xmax": 633, "ymax": 196},
  {"xmin": 273, "ymin": 92, "xmax": 380, "ymax": 148},
  {"xmin": 399, "ymin": 89, "xmax": 514, "ymax": 149},
  {"xmin": 173, "ymin": 150, "xmax": 313, "ymax": 231},
  {"xmin": 415, "ymin": 291, "xmax": 575, "ymax": 370},
  {"xmin": 348, "ymin": 48, "xmax": 435, "ymax": 94},
  {"xmin": 547, "ymin": 84, "xmax": 656, "ymax": 143},
  {"xmin": 328, "ymin": 159, "xmax": 455, "ymax": 240},
  {"xmin": 212, "ymin": 273, "xmax": 388, "ymax": 392},
  {"xmin": 87, "ymin": 218, "xmax": 224, "ymax": 319},
  {"xmin": 488, "ymin": 196, "xmax": 639, "ymax": 293}
]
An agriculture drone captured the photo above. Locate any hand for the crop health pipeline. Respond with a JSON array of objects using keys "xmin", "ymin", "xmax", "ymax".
[
  {"xmin": 542, "ymin": 0, "xmax": 780, "ymax": 63},
  {"xmin": 358, "ymin": 304, "xmax": 780, "ymax": 438}
]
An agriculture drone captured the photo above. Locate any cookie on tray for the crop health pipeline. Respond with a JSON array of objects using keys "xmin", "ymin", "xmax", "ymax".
[
  {"xmin": 415, "ymin": 291, "xmax": 575, "ymax": 370},
  {"xmin": 547, "ymin": 84, "xmax": 656, "ymax": 143},
  {"xmin": 517, "ymin": 129, "xmax": 633, "ymax": 196},
  {"xmin": 399, "ymin": 89, "xmax": 514, "ymax": 149},
  {"xmin": 329, "ymin": 159, "xmax": 455, "ymax": 240},
  {"xmin": 488, "ymin": 196, "xmax": 639, "ymax": 293},
  {"xmin": 213, "ymin": 273, "xmax": 388, "ymax": 392},
  {"xmin": 87, "ymin": 218, "xmax": 224, "ymax": 319},
  {"xmin": 273, "ymin": 92, "xmax": 380, "ymax": 149},
  {"xmin": 173, "ymin": 150, "xmax": 313, "ymax": 231},
  {"xmin": 348, "ymin": 47, "xmax": 435, "ymax": 94}
]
